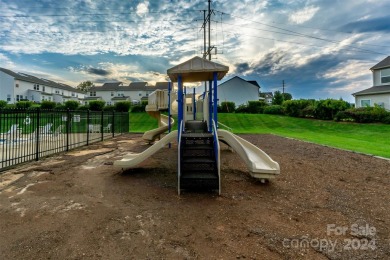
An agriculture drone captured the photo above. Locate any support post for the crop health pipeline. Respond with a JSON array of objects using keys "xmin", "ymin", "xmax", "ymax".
[
  {"xmin": 168, "ymin": 81, "xmax": 171, "ymax": 133},
  {"xmin": 208, "ymin": 80, "xmax": 212, "ymax": 132},
  {"xmin": 213, "ymin": 72, "xmax": 218, "ymax": 127},
  {"xmin": 178, "ymin": 75, "xmax": 183, "ymax": 139},
  {"xmin": 86, "ymin": 109, "xmax": 90, "ymax": 145},
  {"xmin": 193, "ymin": 88, "xmax": 196, "ymax": 120}
]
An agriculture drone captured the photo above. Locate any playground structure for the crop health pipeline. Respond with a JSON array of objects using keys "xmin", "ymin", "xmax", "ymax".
[{"xmin": 114, "ymin": 56, "xmax": 280, "ymax": 194}]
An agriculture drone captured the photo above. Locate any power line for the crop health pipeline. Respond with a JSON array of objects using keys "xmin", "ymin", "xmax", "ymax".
[{"xmin": 215, "ymin": 10, "xmax": 390, "ymax": 50}]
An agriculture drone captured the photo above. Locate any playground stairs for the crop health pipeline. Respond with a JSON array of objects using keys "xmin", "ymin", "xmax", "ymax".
[{"xmin": 179, "ymin": 121, "xmax": 219, "ymax": 191}]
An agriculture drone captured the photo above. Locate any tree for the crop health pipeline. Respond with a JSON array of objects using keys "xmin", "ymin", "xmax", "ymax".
[
  {"xmin": 272, "ymin": 91, "xmax": 284, "ymax": 105},
  {"xmin": 282, "ymin": 92, "xmax": 292, "ymax": 101},
  {"xmin": 77, "ymin": 81, "xmax": 94, "ymax": 92}
]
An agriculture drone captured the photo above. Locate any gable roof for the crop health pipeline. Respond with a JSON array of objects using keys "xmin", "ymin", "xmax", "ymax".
[
  {"xmin": 352, "ymin": 85, "xmax": 390, "ymax": 96},
  {"xmin": 218, "ymin": 76, "xmax": 260, "ymax": 89},
  {"xmin": 103, "ymin": 82, "xmax": 122, "ymax": 88},
  {"xmin": 0, "ymin": 67, "xmax": 83, "ymax": 93},
  {"xmin": 167, "ymin": 56, "xmax": 229, "ymax": 82},
  {"xmin": 370, "ymin": 56, "xmax": 390, "ymax": 70},
  {"xmin": 247, "ymin": 80, "xmax": 260, "ymax": 88}
]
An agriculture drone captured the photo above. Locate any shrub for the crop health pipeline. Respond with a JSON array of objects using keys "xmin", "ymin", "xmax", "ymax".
[
  {"xmin": 263, "ymin": 105, "xmax": 284, "ymax": 115},
  {"xmin": 314, "ymin": 99, "xmax": 351, "ymax": 120},
  {"xmin": 89, "ymin": 100, "xmax": 106, "ymax": 111},
  {"xmin": 77, "ymin": 105, "xmax": 90, "ymax": 111},
  {"xmin": 235, "ymin": 104, "xmax": 249, "ymax": 113},
  {"xmin": 219, "ymin": 101, "xmax": 235, "ymax": 113},
  {"xmin": 0, "ymin": 100, "xmax": 7, "ymax": 108},
  {"xmin": 15, "ymin": 101, "xmax": 33, "ymax": 109},
  {"xmin": 114, "ymin": 101, "xmax": 131, "ymax": 112},
  {"xmin": 103, "ymin": 105, "xmax": 115, "ymax": 111},
  {"xmin": 64, "ymin": 100, "xmax": 79, "ymax": 110},
  {"xmin": 40, "ymin": 101, "xmax": 56, "ymax": 109},
  {"xmin": 283, "ymin": 99, "xmax": 314, "ymax": 117},
  {"xmin": 55, "ymin": 104, "xmax": 66, "ymax": 110},
  {"xmin": 336, "ymin": 106, "xmax": 390, "ymax": 123},
  {"xmin": 382, "ymin": 115, "xmax": 390, "ymax": 124},
  {"xmin": 247, "ymin": 101, "xmax": 267, "ymax": 114},
  {"xmin": 131, "ymin": 101, "xmax": 147, "ymax": 113}
]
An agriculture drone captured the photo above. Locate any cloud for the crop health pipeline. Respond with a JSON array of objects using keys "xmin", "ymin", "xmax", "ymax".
[
  {"xmin": 289, "ymin": 6, "xmax": 319, "ymax": 24},
  {"xmin": 0, "ymin": 53, "xmax": 15, "ymax": 68},
  {"xmin": 86, "ymin": 68, "xmax": 111, "ymax": 76},
  {"xmin": 339, "ymin": 16, "xmax": 390, "ymax": 33},
  {"xmin": 136, "ymin": 1, "xmax": 149, "ymax": 16}
]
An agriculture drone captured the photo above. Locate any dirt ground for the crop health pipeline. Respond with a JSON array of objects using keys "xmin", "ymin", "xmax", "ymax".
[{"xmin": 0, "ymin": 133, "xmax": 389, "ymax": 259}]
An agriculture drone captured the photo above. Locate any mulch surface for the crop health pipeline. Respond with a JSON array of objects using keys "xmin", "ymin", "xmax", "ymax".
[{"xmin": 0, "ymin": 133, "xmax": 389, "ymax": 259}]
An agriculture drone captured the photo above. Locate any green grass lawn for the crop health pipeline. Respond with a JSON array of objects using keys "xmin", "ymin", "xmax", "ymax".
[
  {"xmin": 218, "ymin": 113, "xmax": 390, "ymax": 158},
  {"xmin": 128, "ymin": 112, "xmax": 390, "ymax": 158}
]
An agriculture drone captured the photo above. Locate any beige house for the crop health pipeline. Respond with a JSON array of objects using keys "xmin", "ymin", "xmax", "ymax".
[
  {"xmin": 87, "ymin": 82, "xmax": 169, "ymax": 105},
  {"xmin": 353, "ymin": 56, "xmax": 390, "ymax": 110}
]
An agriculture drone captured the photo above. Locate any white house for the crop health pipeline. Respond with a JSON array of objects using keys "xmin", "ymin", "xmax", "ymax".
[
  {"xmin": 353, "ymin": 56, "xmax": 390, "ymax": 110},
  {"xmin": 217, "ymin": 76, "xmax": 260, "ymax": 106},
  {"xmin": 87, "ymin": 81, "xmax": 169, "ymax": 105},
  {"xmin": 0, "ymin": 67, "xmax": 85, "ymax": 104}
]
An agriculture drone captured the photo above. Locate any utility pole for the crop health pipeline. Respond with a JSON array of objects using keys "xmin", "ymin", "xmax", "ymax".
[
  {"xmin": 208, "ymin": 0, "xmax": 211, "ymax": 60},
  {"xmin": 282, "ymin": 80, "xmax": 285, "ymax": 94}
]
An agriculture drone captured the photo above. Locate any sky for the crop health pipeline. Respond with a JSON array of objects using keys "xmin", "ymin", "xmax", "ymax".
[{"xmin": 0, "ymin": 0, "xmax": 389, "ymax": 102}]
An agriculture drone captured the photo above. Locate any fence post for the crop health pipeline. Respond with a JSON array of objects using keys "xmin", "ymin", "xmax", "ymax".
[
  {"xmin": 101, "ymin": 110, "xmax": 104, "ymax": 141},
  {"xmin": 86, "ymin": 109, "xmax": 90, "ymax": 145},
  {"xmin": 66, "ymin": 109, "xmax": 70, "ymax": 151},
  {"xmin": 35, "ymin": 108, "xmax": 40, "ymax": 161},
  {"xmin": 112, "ymin": 110, "xmax": 115, "ymax": 137}
]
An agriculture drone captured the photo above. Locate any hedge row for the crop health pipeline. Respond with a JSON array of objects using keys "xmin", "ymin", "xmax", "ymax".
[{"xmin": 217, "ymin": 99, "xmax": 390, "ymax": 124}]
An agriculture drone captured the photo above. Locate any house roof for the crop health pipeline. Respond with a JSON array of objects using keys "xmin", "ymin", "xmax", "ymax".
[
  {"xmin": 0, "ymin": 67, "xmax": 84, "ymax": 93},
  {"xmin": 155, "ymin": 82, "xmax": 170, "ymax": 90},
  {"xmin": 218, "ymin": 76, "xmax": 261, "ymax": 89},
  {"xmin": 247, "ymin": 80, "xmax": 260, "ymax": 88},
  {"xmin": 352, "ymin": 85, "xmax": 390, "ymax": 96},
  {"xmin": 167, "ymin": 56, "xmax": 229, "ymax": 82},
  {"xmin": 370, "ymin": 56, "xmax": 390, "ymax": 70},
  {"xmin": 103, "ymin": 82, "xmax": 122, "ymax": 88}
]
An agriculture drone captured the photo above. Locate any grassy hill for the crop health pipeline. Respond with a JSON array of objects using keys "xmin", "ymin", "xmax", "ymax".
[{"xmin": 129, "ymin": 113, "xmax": 390, "ymax": 158}]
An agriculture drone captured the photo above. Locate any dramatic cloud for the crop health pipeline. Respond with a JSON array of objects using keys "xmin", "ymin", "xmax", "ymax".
[
  {"xmin": 86, "ymin": 68, "xmax": 111, "ymax": 76},
  {"xmin": 289, "ymin": 6, "xmax": 320, "ymax": 24},
  {"xmin": 1, "ymin": 0, "xmax": 389, "ymax": 101}
]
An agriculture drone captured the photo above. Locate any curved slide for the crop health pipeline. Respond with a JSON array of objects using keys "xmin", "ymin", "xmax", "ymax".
[
  {"xmin": 142, "ymin": 113, "xmax": 174, "ymax": 143},
  {"xmin": 114, "ymin": 130, "xmax": 177, "ymax": 168},
  {"xmin": 217, "ymin": 129, "xmax": 280, "ymax": 180}
]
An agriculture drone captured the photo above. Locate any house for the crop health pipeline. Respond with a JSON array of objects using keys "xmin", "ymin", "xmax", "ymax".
[
  {"xmin": 217, "ymin": 76, "xmax": 260, "ymax": 106},
  {"xmin": 259, "ymin": 92, "xmax": 273, "ymax": 104},
  {"xmin": 0, "ymin": 67, "xmax": 85, "ymax": 104},
  {"xmin": 87, "ymin": 81, "xmax": 170, "ymax": 105},
  {"xmin": 353, "ymin": 56, "xmax": 390, "ymax": 110}
]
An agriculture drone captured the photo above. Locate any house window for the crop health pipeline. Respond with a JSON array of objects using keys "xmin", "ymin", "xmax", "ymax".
[
  {"xmin": 361, "ymin": 100, "xmax": 371, "ymax": 107},
  {"xmin": 42, "ymin": 86, "xmax": 46, "ymax": 92},
  {"xmin": 90, "ymin": 91, "xmax": 96, "ymax": 96},
  {"xmin": 7, "ymin": 94, "xmax": 11, "ymax": 102},
  {"xmin": 34, "ymin": 84, "xmax": 40, "ymax": 90},
  {"xmin": 15, "ymin": 83, "xmax": 19, "ymax": 88},
  {"xmin": 376, "ymin": 102, "xmax": 385, "ymax": 108},
  {"xmin": 111, "ymin": 92, "xmax": 114, "ymax": 96},
  {"xmin": 71, "ymin": 92, "xmax": 75, "ymax": 97},
  {"xmin": 16, "ymin": 95, "xmax": 20, "ymax": 101},
  {"xmin": 55, "ymin": 90, "xmax": 60, "ymax": 94},
  {"xmin": 381, "ymin": 68, "xmax": 390, "ymax": 84},
  {"xmin": 139, "ymin": 93, "xmax": 142, "ymax": 96}
]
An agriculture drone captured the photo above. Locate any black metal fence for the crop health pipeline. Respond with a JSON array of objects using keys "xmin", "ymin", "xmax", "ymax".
[{"xmin": 0, "ymin": 108, "xmax": 129, "ymax": 171}]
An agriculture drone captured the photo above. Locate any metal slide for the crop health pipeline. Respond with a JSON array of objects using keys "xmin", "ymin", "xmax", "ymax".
[
  {"xmin": 114, "ymin": 130, "xmax": 177, "ymax": 168},
  {"xmin": 217, "ymin": 129, "xmax": 280, "ymax": 180}
]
